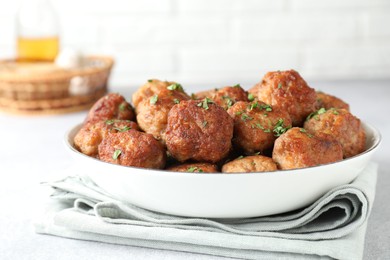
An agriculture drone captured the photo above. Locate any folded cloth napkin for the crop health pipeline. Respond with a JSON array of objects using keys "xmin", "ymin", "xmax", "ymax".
[{"xmin": 35, "ymin": 163, "xmax": 378, "ymax": 260}]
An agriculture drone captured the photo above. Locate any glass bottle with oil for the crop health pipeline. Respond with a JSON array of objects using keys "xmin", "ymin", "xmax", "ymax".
[{"xmin": 16, "ymin": 0, "xmax": 60, "ymax": 62}]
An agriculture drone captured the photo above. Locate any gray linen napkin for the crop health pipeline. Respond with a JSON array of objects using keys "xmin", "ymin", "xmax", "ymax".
[{"xmin": 35, "ymin": 163, "xmax": 378, "ymax": 260}]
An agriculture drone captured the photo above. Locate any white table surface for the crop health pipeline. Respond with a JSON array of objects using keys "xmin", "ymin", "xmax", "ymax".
[{"xmin": 0, "ymin": 80, "xmax": 389, "ymax": 260}]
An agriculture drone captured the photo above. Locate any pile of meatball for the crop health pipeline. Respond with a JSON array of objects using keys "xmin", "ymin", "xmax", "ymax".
[{"xmin": 74, "ymin": 70, "xmax": 366, "ymax": 173}]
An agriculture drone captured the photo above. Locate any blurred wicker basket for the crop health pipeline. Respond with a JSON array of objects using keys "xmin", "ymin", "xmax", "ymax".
[{"xmin": 0, "ymin": 56, "xmax": 113, "ymax": 114}]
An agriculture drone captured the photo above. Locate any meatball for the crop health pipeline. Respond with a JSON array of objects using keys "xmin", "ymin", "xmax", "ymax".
[
  {"xmin": 194, "ymin": 85, "xmax": 248, "ymax": 110},
  {"xmin": 85, "ymin": 93, "xmax": 135, "ymax": 124},
  {"xmin": 304, "ymin": 108, "xmax": 365, "ymax": 158},
  {"xmin": 248, "ymin": 70, "xmax": 316, "ymax": 126},
  {"xmin": 222, "ymin": 155, "xmax": 277, "ymax": 173},
  {"xmin": 193, "ymin": 89, "xmax": 217, "ymax": 100},
  {"xmin": 98, "ymin": 130, "xmax": 166, "ymax": 169},
  {"xmin": 227, "ymin": 101, "xmax": 292, "ymax": 154},
  {"xmin": 316, "ymin": 91, "xmax": 350, "ymax": 111},
  {"xmin": 136, "ymin": 88, "xmax": 190, "ymax": 144},
  {"xmin": 74, "ymin": 120, "xmax": 138, "ymax": 157},
  {"xmin": 132, "ymin": 79, "xmax": 190, "ymax": 108},
  {"xmin": 167, "ymin": 162, "xmax": 218, "ymax": 173},
  {"xmin": 273, "ymin": 127, "xmax": 343, "ymax": 170},
  {"xmin": 166, "ymin": 99, "xmax": 234, "ymax": 163}
]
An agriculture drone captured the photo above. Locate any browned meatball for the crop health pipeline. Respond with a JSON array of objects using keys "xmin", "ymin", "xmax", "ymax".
[
  {"xmin": 248, "ymin": 70, "xmax": 317, "ymax": 126},
  {"xmin": 74, "ymin": 120, "xmax": 138, "ymax": 157},
  {"xmin": 136, "ymin": 88, "xmax": 190, "ymax": 144},
  {"xmin": 166, "ymin": 99, "xmax": 234, "ymax": 163},
  {"xmin": 193, "ymin": 89, "xmax": 217, "ymax": 100},
  {"xmin": 167, "ymin": 162, "xmax": 218, "ymax": 173},
  {"xmin": 273, "ymin": 127, "xmax": 343, "ymax": 170},
  {"xmin": 194, "ymin": 85, "xmax": 248, "ymax": 110},
  {"xmin": 98, "ymin": 130, "xmax": 166, "ymax": 169},
  {"xmin": 227, "ymin": 101, "xmax": 292, "ymax": 154},
  {"xmin": 132, "ymin": 79, "xmax": 190, "ymax": 108},
  {"xmin": 85, "ymin": 93, "xmax": 135, "ymax": 124},
  {"xmin": 316, "ymin": 91, "xmax": 350, "ymax": 111},
  {"xmin": 304, "ymin": 108, "xmax": 365, "ymax": 158},
  {"xmin": 222, "ymin": 155, "xmax": 277, "ymax": 173}
]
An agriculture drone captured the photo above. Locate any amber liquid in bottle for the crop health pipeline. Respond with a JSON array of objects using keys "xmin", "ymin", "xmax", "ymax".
[{"xmin": 17, "ymin": 36, "xmax": 59, "ymax": 62}]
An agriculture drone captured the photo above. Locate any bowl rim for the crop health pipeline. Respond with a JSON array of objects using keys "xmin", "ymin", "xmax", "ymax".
[{"xmin": 64, "ymin": 121, "xmax": 381, "ymax": 176}]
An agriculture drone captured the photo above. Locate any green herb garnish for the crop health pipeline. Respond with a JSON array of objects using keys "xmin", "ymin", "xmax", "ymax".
[
  {"xmin": 148, "ymin": 79, "xmax": 153, "ymax": 83},
  {"xmin": 233, "ymin": 84, "xmax": 241, "ymax": 88},
  {"xmin": 112, "ymin": 149, "xmax": 122, "ymax": 160},
  {"xmin": 119, "ymin": 103, "xmax": 128, "ymax": 111},
  {"xmin": 114, "ymin": 126, "xmax": 132, "ymax": 132},
  {"xmin": 173, "ymin": 99, "xmax": 180, "ymax": 104},
  {"xmin": 202, "ymin": 121, "xmax": 208, "ymax": 127},
  {"xmin": 331, "ymin": 108, "xmax": 339, "ymax": 115},
  {"xmin": 222, "ymin": 96, "xmax": 233, "ymax": 108},
  {"xmin": 241, "ymin": 113, "xmax": 253, "ymax": 121},
  {"xmin": 188, "ymin": 167, "xmax": 204, "ymax": 173},
  {"xmin": 167, "ymin": 83, "xmax": 184, "ymax": 92},
  {"xmin": 237, "ymin": 155, "xmax": 244, "ymax": 160},
  {"xmin": 197, "ymin": 97, "xmax": 213, "ymax": 110},
  {"xmin": 150, "ymin": 94, "xmax": 158, "ymax": 105},
  {"xmin": 249, "ymin": 102, "xmax": 259, "ymax": 110},
  {"xmin": 105, "ymin": 119, "xmax": 115, "ymax": 125},
  {"xmin": 300, "ymin": 128, "xmax": 313, "ymax": 138},
  {"xmin": 248, "ymin": 93, "xmax": 255, "ymax": 101},
  {"xmin": 273, "ymin": 119, "xmax": 291, "ymax": 137},
  {"xmin": 262, "ymin": 104, "xmax": 273, "ymax": 112},
  {"xmin": 255, "ymin": 122, "xmax": 264, "ymax": 129},
  {"xmin": 306, "ymin": 107, "xmax": 326, "ymax": 121},
  {"xmin": 278, "ymin": 83, "xmax": 283, "ymax": 89},
  {"xmin": 252, "ymin": 103, "xmax": 273, "ymax": 112}
]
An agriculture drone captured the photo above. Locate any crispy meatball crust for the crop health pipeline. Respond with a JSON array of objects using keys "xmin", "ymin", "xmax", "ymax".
[
  {"xmin": 132, "ymin": 79, "xmax": 190, "ymax": 108},
  {"xmin": 167, "ymin": 162, "xmax": 218, "ymax": 173},
  {"xmin": 85, "ymin": 93, "xmax": 135, "ymax": 124},
  {"xmin": 273, "ymin": 127, "xmax": 343, "ymax": 170},
  {"xmin": 98, "ymin": 130, "xmax": 166, "ymax": 169},
  {"xmin": 248, "ymin": 70, "xmax": 316, "ymax": 126},
  {"xmin": 316, "ymin": 91, "xmax": 350, "ymax": 111},
  {"xmin": 136, "ymin": 88, "xmax": 190, "ymax": 144},
  {"xmin": 304, "ymin": 108, "xmax": 365, "ymax": 158},
  {"xmin": 222, "ymin": 155, "xmax": 277, "ymax": 173},
  {"xmin": 74, "ymin": 120, "xmax": 138, "ymax": 157},
  {"xmin": 166, "ymin": 99, "xmax": 234, "ymax": 163},
  {"xmin": 227, "ymin": 101, "xmax": 292, "ymax": 154}
]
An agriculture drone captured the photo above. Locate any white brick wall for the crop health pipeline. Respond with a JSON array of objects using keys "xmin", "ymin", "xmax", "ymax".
[{"xmin": 0, "ymin": 0, "xmax": 390, "ymax": 87}]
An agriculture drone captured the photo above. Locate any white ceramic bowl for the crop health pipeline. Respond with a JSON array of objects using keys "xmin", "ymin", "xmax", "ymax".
[{"xmin": 65, "ymin": 122, "xmax": 381, "ymax": 218}]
